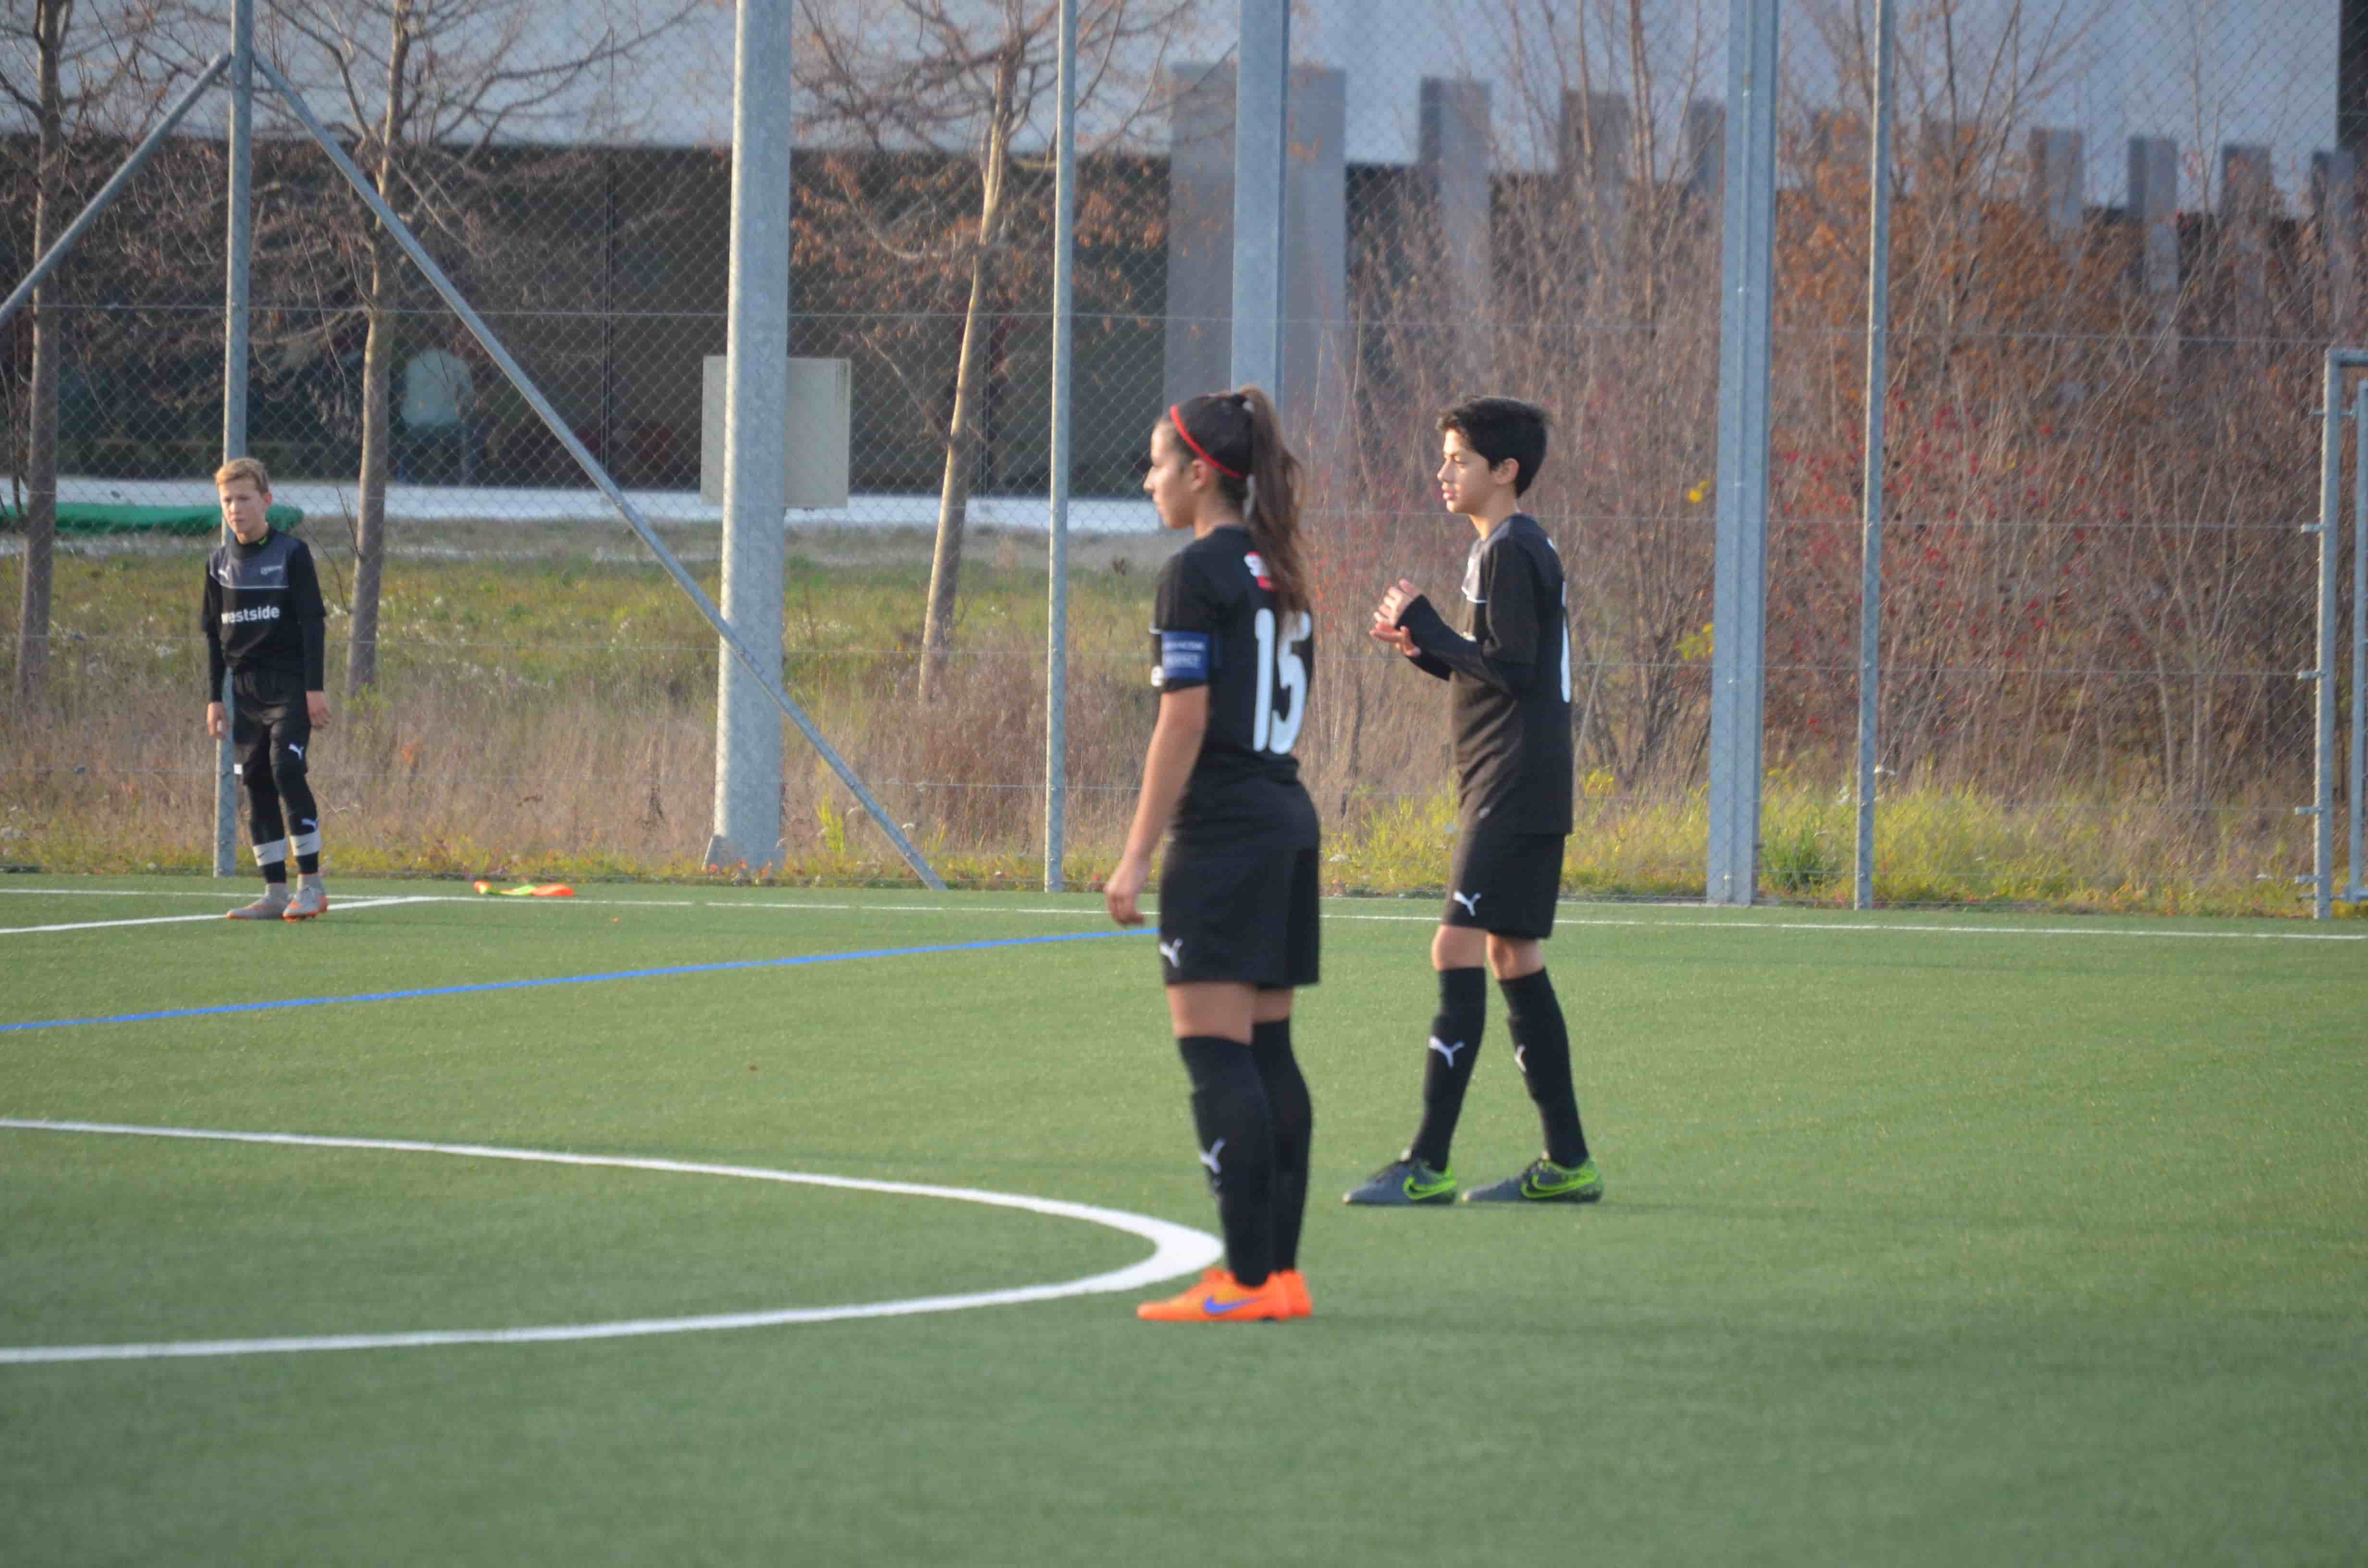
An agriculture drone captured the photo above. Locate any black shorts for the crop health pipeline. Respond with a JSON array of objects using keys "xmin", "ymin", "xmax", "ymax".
[
  {"xmin": 229, "ymin": 667, "xmax": 310, "ymax": 772},
  {"xmin": 1157, "ymin": 841, "xmax": 1321, "ymax": 991},
  {"xmin": 1443, "ymin": 822, "xmax": 1565, "ymax": 939}
]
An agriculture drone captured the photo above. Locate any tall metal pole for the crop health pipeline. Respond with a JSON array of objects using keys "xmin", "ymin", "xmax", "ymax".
[
  {"xmin": 216, "ymin": 0, "xmax": 254, "ymax": 879},
  {"xmin": 1044, "ymin": 0, "xmax": 1077, "ymax": 893},
  {"xmin": 2310, "ymin": 350, "xmax": 2352, "ymax": 921},
  {"xmin": 2354, "ymin": 374, "xmax": 2368, "ymax": 902},
  {"xmin": 1706, "ymin": 0, "xmax": 1780, "ymax": 906},
  {"xmin": 1231, "ymin": 0, "xmax": 1289, "ymax": 399},
  {"xmin": 1851, "ymin": 0, "xmax": 1895, "ymax": 911},
  {"xmin": 706, "ymin": 0, "xmax": 791, "ymax": 874},
  {"xmin": 2332, "ymin": 378, "xmax": 2364, "ymax": 913}
]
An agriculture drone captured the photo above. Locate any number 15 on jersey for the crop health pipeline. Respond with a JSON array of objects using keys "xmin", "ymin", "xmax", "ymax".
[{"xmin": 1252, "ymin": 608, "xmax": 1312, "ymax": 756}]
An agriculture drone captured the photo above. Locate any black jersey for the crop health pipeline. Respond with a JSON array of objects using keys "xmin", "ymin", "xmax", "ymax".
[
  {"xmin": 202, "ymin": 529, "xmax": 327, "ymax": 700},
  {"xmin": 1396, "ymin": 512, "xmax": 1573, "ymax": 834},
  {"xmin": 1149, "ymin": 524, "xmax": 1318, "ymax": 842}
]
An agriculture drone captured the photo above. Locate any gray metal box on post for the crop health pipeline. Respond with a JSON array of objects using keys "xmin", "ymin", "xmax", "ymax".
[{"xmin": 700, "ymin": 356, "xmax": 853, "ymax": 509}]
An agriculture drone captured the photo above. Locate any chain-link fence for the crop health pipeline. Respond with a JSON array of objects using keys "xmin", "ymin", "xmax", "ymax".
[{"xmin": 2, "ymin": 0, "xmax": 2359, "ymax": 909}]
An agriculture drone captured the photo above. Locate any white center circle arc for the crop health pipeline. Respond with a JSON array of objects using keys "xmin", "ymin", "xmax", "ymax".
[{"xmin": 0, "ymin": 1118, "xmax": 1225, "ymax": 1364}]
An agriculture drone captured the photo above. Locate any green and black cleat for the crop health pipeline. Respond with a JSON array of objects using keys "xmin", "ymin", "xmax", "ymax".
[
  {"xmin": 1461, "ymin": 1156, "xmax": 1603, "ymax": 1204},
  {"xmin": 1342, "ymin": 1156, "xmax": 1457, "ymax": 1206}
]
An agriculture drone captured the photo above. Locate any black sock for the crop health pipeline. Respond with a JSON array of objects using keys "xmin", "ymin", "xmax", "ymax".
[
  {"xmin": 1249, "ymin": 1017, "xmax": 1311, "ymax": 1274},
  {"xmin": 1407, "ymin": 967, "xmax": 1487, "ymax": 1170},
  {"xmin": 1500, "ymin": 969, "xmax": 1589, "ymax": 1166},
  {"xmin": 1175, "ymin": 1035, "xmax": 1275, "ymax": 1288},
  {"xmin": 296, "ymin": 853, "xmax": 320, "ymax": 876}
]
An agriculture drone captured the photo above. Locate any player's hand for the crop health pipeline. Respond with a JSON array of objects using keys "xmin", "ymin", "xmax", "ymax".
[
  {"xmin": 306, "ymin": 690, "xmax": 332, "ymax": 729},
  {"xmin": 1374, "ymin": 578, "xmax": 1421, "ymax": 629},
  {"xmin": 1367, "ymin": 620, "xmax": 1419, "ymax": 657},
  {"xmin": 1104, "ymin": 855, "xmax": 1149, "ymax": 927},
  {"xmin": 205, "ymin": 701, "xmax": 226, "ymax": 740}
]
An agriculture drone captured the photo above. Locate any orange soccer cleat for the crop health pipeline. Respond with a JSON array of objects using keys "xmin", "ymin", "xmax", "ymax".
[
  {"xmin": 1136, "ymin": 1268, "xmax": 1293, "ymax": 1323},
  {"xmin": 1272, "ymin": 1269, "xmax": 1313, "ymax": 1319}
]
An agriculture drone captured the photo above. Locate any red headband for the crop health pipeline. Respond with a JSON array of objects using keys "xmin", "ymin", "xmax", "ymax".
[{"xmin": 1169, "ymin": 404, "xmax": 1245, "ymax": 480}]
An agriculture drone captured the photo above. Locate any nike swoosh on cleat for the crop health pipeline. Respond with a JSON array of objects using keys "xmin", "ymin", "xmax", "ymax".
[
  {"xmin": 1405, "ymin": 1177, "xmax": 1454, "ymax": 1200},
  {"xmin": 1201, "ymin": 1295, "xmax": 1259, "ymax": 1315}
]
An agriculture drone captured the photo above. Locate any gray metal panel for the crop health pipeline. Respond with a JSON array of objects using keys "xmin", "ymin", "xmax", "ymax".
[
  {"xmin": 1684, "ymin": 99, "xmax": 1726, "ymax": 209},
  {"xmin": 2313, "ymin": 150, "xmax": 2358, "ymax": 335},
  {"xmin": 2128, "ymin": 136, "xmax": 2181, "ymax": 314},
  {"xmin": 2220, "ymin": 143, "xmax": 2274, "ymax": 313},
  {"xmin": 1564, "ymin": 91, "xmax": 1630, "ymax": 228},
  {"xmin": 1164, "ymin": 61, "xmax": 1235, "ymax": 411},
  {"xmin": 1707, "ymin": 0, "xmax": 1779, "ymax": 907},
  {"xmin": 2028, "ymin": 126, "xmax": 2083, "ymax": 241},
  {"xmin": 1421, "ymin": 77, "xmax": 1492, "ymax": 384},
  {"xmin": 1283, "ymin": 65, "xmax": 1347, "ymax": 448},
  {"xmin": 707, "ymin": 0, "xmax": 793, "ymax": 875},
  {"xmin": 1232, "ymin": 0, "xmax": 1289, "ymax": 400}
]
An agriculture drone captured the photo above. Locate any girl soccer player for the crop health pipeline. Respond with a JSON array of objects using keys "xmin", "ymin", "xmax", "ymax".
[{"xmin": 1105, "ymin": 387, "xmax": 1320, "ymax": 1323}]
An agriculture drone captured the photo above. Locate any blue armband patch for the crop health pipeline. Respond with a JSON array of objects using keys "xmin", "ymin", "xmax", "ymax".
[{"xmin": 1158, "ymin": 630, "xmax": 1213, "ymax": 686}]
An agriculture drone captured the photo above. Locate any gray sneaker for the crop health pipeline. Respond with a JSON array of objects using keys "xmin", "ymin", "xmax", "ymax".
[
  {"xmin": 1461, "ymin": 1156, "xmax": 1603, "ymax": 1204},
  {"xmin": 281, "ymin": 882, "xmax": 329, "ymax": 921},
  {"xmin": 1342, "ymin": 1155, "xmax": 1457, "ymax": 1206},
  {"xmin": 226, "ymin": 890, "xmax": 289, "ymax": 920}
]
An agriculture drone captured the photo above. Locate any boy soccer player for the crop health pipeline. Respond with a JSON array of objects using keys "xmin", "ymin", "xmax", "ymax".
[
  {"xmin": 202, "ymin": 457, "xmax": 333, "ymax": 920},
  {"xmin": 1343, "ymin": 397, "xmax": 1599, "ymax": 1206}
]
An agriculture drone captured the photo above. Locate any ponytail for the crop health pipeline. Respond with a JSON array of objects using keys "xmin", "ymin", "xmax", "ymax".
[
  {"xmin": 1236, "ymin": 387, "xmax": 1308, "ymax": 617},
  {"xmin": 1169, "ymin": 384, "xmax": 1310, "ymax": 616}
]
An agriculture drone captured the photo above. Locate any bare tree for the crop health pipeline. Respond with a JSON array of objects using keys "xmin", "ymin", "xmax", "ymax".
[
  {"xmin": 793, "ymin": 0, "xmax": 1197, "ymax": 701},
  {"xmin": 257, "ymin": 0, "xmax": 704, "ymax": 696},
  {"xmin": 1, "ymin": 0, "xmax": 194, "ymax": 704}
]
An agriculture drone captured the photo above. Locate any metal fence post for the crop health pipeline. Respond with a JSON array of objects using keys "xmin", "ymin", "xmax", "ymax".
[
  {"xmin": 2354, "ymin": 377, "xmax": 2368, "ymax": 902},
  {"xmin": 1707, "ymin": 0, "xmax": 1780, "ymax": 907},
  {"xmin": 2337, "ymin": 377, "xmax": 2366, "ymax": 912},
  {"xmin": 1852, "ymin": 0, "xmax": 1895, "ymax": 912},
  {"xmin": 1045, "ymin": 0, "xmax": 1077, "ymax": 894},
  {"xmin": 2309, "ymin": 349, "xmax": 2359, "ymax": 921},
  {"xmin": 1232, "ymin": 0, "xmax": 1289, "ymax": 400},
  {"xmin": 706, "ymin": 0, "xmax": 792, "ymax": 875},
  {"xmin": 215, "ymin": 0, "xmax": 253, "ymax": 879}
]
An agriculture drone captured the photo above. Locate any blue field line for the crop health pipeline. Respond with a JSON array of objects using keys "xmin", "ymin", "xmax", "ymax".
[{"xmin": 0, "ymin": 930, "xmax": 1148, "ymax": 1035}]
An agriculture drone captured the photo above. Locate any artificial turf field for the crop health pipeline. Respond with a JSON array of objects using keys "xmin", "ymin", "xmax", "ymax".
[{"xmin": 1, "ymin": 878, "xmax": 2362, "ymax": 1566}]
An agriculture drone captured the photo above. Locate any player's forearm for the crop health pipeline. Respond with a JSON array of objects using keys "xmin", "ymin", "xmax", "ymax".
[
  {"xmin": 1119, "ymin": 697, "xmax": 1207, "ymax": 865},
  {"xmin": 1400, "ymin": 599, "xmax": 1533, "ymax": 693},
  {"xmin": 300, "ymin": 620, "xmax": 327, "ymax": 692},
  {"xmin": 202, "ymin": 583, "xmax": 223, "ymax": 701},
  {"xmin": 293, "ymin": 553, "xmax": 329, "ymax": 689}
]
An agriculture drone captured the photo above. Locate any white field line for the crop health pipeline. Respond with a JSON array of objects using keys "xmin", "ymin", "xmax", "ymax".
[
  {"xmin": 0, "ymin": 1119, "xmax": 1222, "ymax": 1364},
  {"xmin": 0, "ymin": 895, "xmax": 432, "ymax": 937},
  {"xmin": 3, "ymin": 886, "xmax": 2356, "ymax": 943}
]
